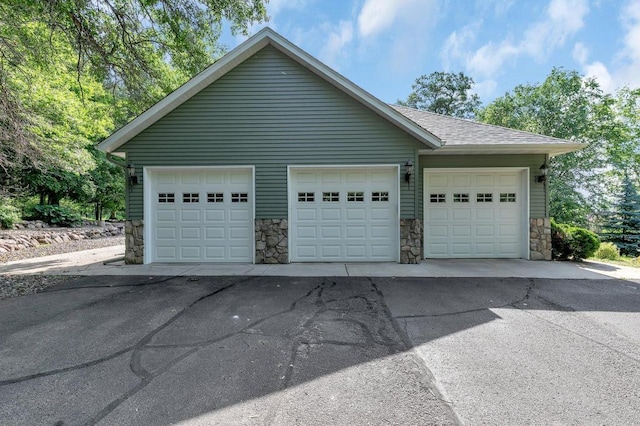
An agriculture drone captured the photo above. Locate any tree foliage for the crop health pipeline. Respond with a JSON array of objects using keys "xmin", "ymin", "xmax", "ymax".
[
  {"xmin": 398, "ymin": 71, "xmax": 481, "ymax": 118},
  {"xmin": 602, "ymin": 176, "xmax": 640, "ymax": 256},
  {"xmin": 0, "ymin": 0, "xmax": 267, "ymax": 220},
  {"xmin": 0, "ymin": 0, "xmax": 267, "ymax": 190},
  {"xmin": 477, "ymin": 68, "xmax": 640, "ymax": 226}
]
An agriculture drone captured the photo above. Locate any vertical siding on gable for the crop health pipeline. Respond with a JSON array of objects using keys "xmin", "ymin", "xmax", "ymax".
[
  {"xmin": 121, "ymin": 45, "xmax": 423, "ymax": 220},
  {"xmin": 419, "ymin": 154, "xmax": 548, "ymax": 218}
]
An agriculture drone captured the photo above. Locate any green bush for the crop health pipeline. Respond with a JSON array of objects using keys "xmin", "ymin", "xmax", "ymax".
[
  {"xmin": 593, "ymin": 242, "xmax": 621, "ymax": 260},
  {"xmin": 31, "ymin": 205, "xmax": 82, "ymax": 227},
  {"xmin": 0, "ymin": 198, "xmax": 21, "ymax": 229},
  {"xmin": 551, "ymin": 219, "xmax": 600, "ymax": 260}
]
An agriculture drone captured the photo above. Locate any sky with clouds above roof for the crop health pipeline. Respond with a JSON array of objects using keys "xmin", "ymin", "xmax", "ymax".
[{"xmin": 221, "ymin": 0, "xmax": 640, "ymax": 106}]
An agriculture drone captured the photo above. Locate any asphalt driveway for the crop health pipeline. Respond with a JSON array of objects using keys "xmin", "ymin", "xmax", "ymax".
[{"xmin": 1, "ymin": 275, "xmax": 638, "ymax": 425}]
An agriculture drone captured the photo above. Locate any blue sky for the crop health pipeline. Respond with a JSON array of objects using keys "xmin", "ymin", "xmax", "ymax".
[{"xmin": 222, "ymin": 0, "xmax": 640, "ymax": 106}]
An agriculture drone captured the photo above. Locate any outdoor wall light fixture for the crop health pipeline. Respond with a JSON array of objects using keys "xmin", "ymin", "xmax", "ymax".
[
  {"xmin": 127, "ymin": 163, "xmax": 138, "ymax": 186},
  {"xmin": 537, "ymin": 163, "xmax": 548, "ymax": 183},
  {"xmin": 404, "ymin": 160, "xmax": 414, "ymax": 187}
]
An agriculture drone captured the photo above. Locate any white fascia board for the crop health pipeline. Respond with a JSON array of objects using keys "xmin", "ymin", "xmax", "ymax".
[
  {"xmin": 419, "ymin": 143, "xmax": 586, "ymax": 157},
  {"xmin": 98, "ymin": 27, "xmax": 441, "ymax": 153}
]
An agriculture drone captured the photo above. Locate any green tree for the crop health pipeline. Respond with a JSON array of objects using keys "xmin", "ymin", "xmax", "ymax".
[
  {"xmin": 477, "ymin": 68, "xmax": 640, "ymax": 226},
  {"xmin": 602, "ymin": 176, "xmax": 640, "ymax": 256},
  {"xmin": 398, "ymin": 71, "xmax": 481, "ymax": 118},
  {"xmin": 0, "ymin": 0, "xmax": 268, "ymax": 189},
  {"xmin": 88, "ymin": 148, "xmax": 125, "ymax": 220}
]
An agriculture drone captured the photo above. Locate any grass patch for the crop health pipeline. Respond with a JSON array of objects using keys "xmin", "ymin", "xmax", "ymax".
[{"xmin": 588, "ymin": 256, "xmax": 640, "ymax": 268}]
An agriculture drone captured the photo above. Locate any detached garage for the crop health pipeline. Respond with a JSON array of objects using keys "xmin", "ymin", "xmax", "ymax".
[{"xmin": 97, "ymin": 28, "xmax": 583, "ymax": 265}]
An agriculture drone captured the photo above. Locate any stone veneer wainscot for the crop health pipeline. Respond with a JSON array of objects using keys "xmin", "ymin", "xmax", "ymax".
[{"xmin": 530, "ymin": 218, "xmax": 552, "ymax": 260}]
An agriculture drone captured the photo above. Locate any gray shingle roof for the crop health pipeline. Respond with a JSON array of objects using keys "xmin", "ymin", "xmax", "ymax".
[{"xmin": 390, "ymin": 104, "xmax": 583, "ymax": 150}]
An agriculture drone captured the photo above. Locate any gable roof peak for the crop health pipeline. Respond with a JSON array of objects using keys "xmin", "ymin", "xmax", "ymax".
[{"xmin": 97, "ymin": 27, "xmax": 441, "ymax": 153}]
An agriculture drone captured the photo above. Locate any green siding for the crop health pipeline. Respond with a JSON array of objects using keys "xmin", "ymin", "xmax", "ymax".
[
  {"xmin": 121, "ymin": 45, "xmax": 423, "ymax": 220},
  {"xmin": 419, "ymin": 154, "xmax": 548, "ymax": 218}
]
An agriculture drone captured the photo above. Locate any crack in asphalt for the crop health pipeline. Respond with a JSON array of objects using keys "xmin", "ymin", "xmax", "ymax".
[
  {"xmin": 3, "ymin": 277, "xmax": 454, "ymax": 425},
  {"xmin": 395, "ymin": 279, "xmax": 537, "ymax": 320},
  {"xmin": 0, "ymin": 277, "xmax": 243, "ymax": 387}
]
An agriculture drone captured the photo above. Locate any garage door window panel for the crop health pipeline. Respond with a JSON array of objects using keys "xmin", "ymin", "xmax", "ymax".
[
  {"xmin": 207, "ymin": 193, "xmax": 223, "ymax": 203},
  {"xmin": 453, "ymin": 193, "xmax": 470, "ymax": 203},
  {"xmin": 347, "ymin": 191, "xmax": 364, "ymax": 202},
  {"xmin": 158, "ymin": 193, "xmax": 175, "ymax": 203},
  {"xmin": 183, "ymin": 193, "xmax": 199, "ymax": 203},
  {"xmin": 372, "ymin": 191, "xmax": 389, "ymax": 202}
]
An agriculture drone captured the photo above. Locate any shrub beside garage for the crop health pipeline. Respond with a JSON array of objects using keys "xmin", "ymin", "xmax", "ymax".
[{"xmin": 551, "ymin": 219, "xmax": 600, "ymax": 261}]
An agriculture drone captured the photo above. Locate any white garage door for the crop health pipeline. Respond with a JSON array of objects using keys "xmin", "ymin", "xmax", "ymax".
[
  {"xmin": 424, "ymin": 169, "xmax": 527, "ymax": 258},
  {"xmin": 146, "ymin": 167, "xmax": 253, "ymax": 263},
  {"xmin": 290, "ymin": 166, "xmax": 399, "ymax": 262}
]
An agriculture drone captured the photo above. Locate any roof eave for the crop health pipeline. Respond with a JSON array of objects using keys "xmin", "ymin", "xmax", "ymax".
[
  {"xmin": 419, "ymin": 143, "xmax": 586, "ymax": 156},
  {"xmin": 98, "ymin": 27, "xmax": 442, "ymax": 153}
]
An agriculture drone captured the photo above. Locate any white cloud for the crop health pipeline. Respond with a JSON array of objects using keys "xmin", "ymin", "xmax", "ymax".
[
  {"xmin": 356, "ymin": 0, "xmax": 437, "ymax": 39},
  {"xmin": 467, "ymin": 40, "xmax": 519, "ymax": 77},
  {"xmin": 462, "ymin": 0, "xmax": 588, "ymax": 79},
  {"xmin": 573, "ymin": 1, "xmax": 640, "ymax": 92},
  {"xmin": 521, "ymin": 0, "xmax": 589, "ymax": 60},
  {"xmin": 441, "ymin": 22, "xmax": 480, "ymax": 70},
  {"xmin": 319, "ymin": 21, "xmax": 354, "ymax": 68},
  {"xmin": 473, "ymin": 79, "xmax": 499, "ymax": 99},
  {"xmin": 584, "ymin": 61, "xmax": 615, "ymax": 92},
  {"xmin": 572, "ymin": 42, "xmax": 589, "ymax": 64}
]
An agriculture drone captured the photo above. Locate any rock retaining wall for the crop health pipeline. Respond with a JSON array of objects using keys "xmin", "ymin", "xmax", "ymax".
[
  {"xmin": 530, "ymin": 218, "xmax": 552, "ymax": 260},
  {"xmin": 0, "ymin": 223, "xmax": 124, "ymax": 255},
  {"xmin": 124, "ymin": 220, "xmax": 144, "ymax": 264},
  {"xmin": 255, "ymin": 219, "xmax": 288, "ymax": 264},
  {"xmin": 400, "ymin": 218, "xmax": 423, "ymax": 264}
]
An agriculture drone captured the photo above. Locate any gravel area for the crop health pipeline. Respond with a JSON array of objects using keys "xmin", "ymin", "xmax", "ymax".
[{"xmin": 0, "ymin": 234, "xmax": 124, "ymax": 300}]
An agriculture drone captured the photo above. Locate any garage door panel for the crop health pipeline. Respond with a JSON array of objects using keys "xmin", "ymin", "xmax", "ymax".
[
  {"xmin": 205, "ymin": 210, "xmax": 224, "ymax": 221},
  {"xmin": 290, "ymin": 167, "xmax": 398, "ymax": 262},
  {"xmin": 181, "ymin": 246, "xmax": 201, "ymax": 260},
  {"xmin": 157, "ymin": 174, "xmax": 177, "ymax": 185},
  {"xmin": 428, "ymin": 225, "xmax": 448, "ymax": 237},
  {"xmin": 452, "ymin": 225, "xmax": 471, "ymax": 237},
  {"xmin": 180, "ymin": 210, "xmax": 200, "ymax": 222},
  {"xmin": 346, "ymin": 171, "xmax": 366, "ymax": 183},
  {"xmin": 371, "ymin": 208, "xmax": 391, "ymax": 220},
  {"xmin": 476, "ymin": 225, "xmax": 495, "ymax": 237},
  {"xmin": 321, "ymin": 208, "xmax": 341, "ymax": 220},
  {"xmin": 321, "ymin": 226, "xmax": 341, "ymax": 238},
  {"xmin": 346, "ymin": 226, "xmax": 366, "ymax": 238},
  {"xmin": 180, "ymin": 227, "xmax": 201, "ymax": 239},
  {"xmin": 425, "ymin": 170, "xmax": 524, "ymax": 259},
  {"xmin": 476, "ymin": 243, "xmax": 496, "ymax": 256},
  {"xmin": 297, "ymin": 209, "xmax": 316, "ymax": 221},
  {"xmin": 452, "ymin": 209, "xmax": 471, "ymax": 220},
  {"xmin": 346, "ymin": 245, "xmax": 366, "ymax": 258},
  {"xmin": 156, "ymin": 227, "xmax": 176, "ymax": 240},
  {"xmin": 229, "ymin": 209, "xmax": 249, "ymax": 222},
  {"xmin": 371, "ymin": 225, "xmax": 391, "ymax": 238},
  {"xmin": 321, "ymin": 245, "xmax": 341, "ymax": 257},
  {"xmin": 206, "ymin": 227, "xmax": 225, "ymax": 239},
  {"xmin": 452, "ymin": 243, "xmax": 471, "ymax": 255},
  {"xmin": 205, "ymin": 246, "xmax": 225, "ymax": 260},
  {"xmin": 452, "ymin": 175, "xmax": 472, "ymax": 187},
  {"xmin": 346, "ymin": 208, "xmax": 366, "ymax": 220},
  {"xmin": 296, "ymin": 246, "xmax": 317, "ymax": 258},
  {"xmin": 475, "ymin": 209, "xmax": 495, "ymax": 220},
  {"xmin": 180, "ymin": 173, "xmax": 200, "ymax": 185},
  {"xmin": 156, "ymin": 246, "xmax": 177, "ymax": 260},
  {"xmin": 157, "ymin": 209, "xmax": 176, "ymax": 221},
  {"xmin": 427, "ymin": 209, "xmax": 448, "ymax": 221},
  {"xmin": 476, "ymin": 175, "xmax": 495, "ymax": 186},
  {"xmin": 297, "ymin": 226, "xmax": 317, "ymax": 238}
]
